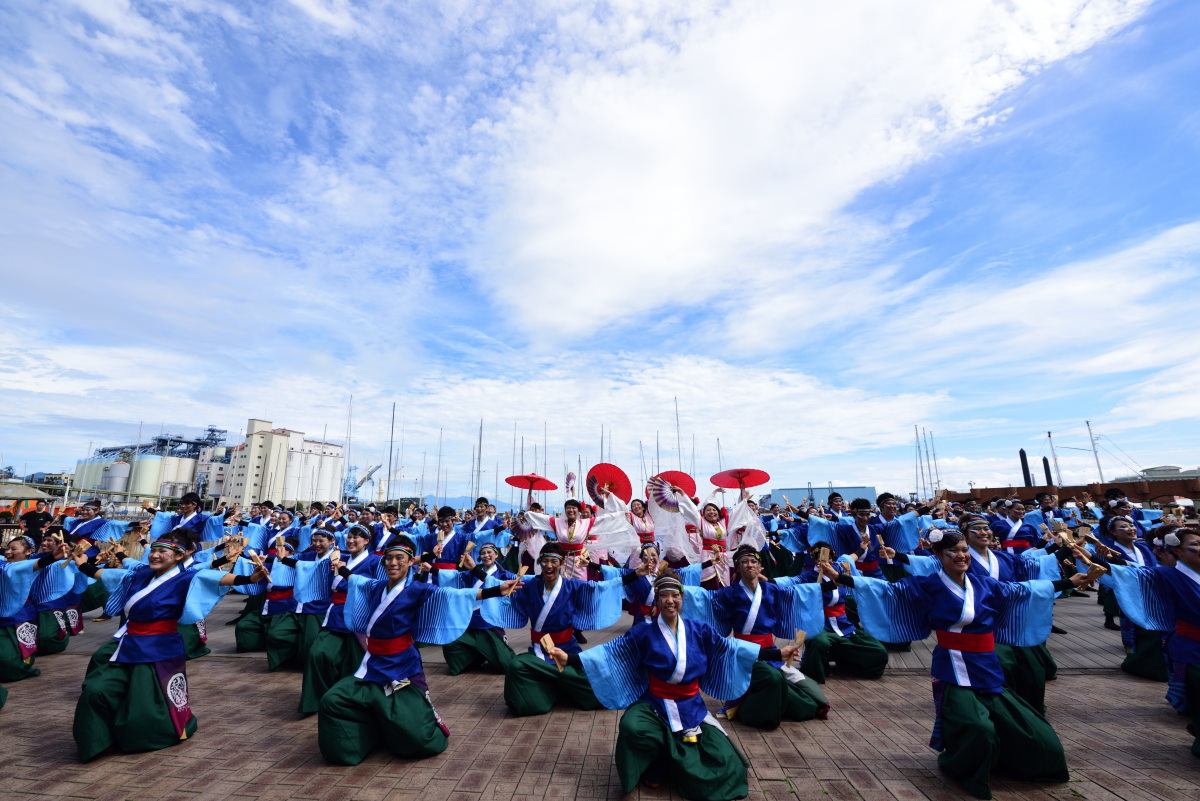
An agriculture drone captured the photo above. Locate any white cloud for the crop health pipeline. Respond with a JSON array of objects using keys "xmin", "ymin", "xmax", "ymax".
[
  {"xmin": 473, "ymin": 0, "xmax": 1150, "ymax": 341},
  {"xmin": 852, "ymin": 221, "xmax": 1200, "ymax": 380}
]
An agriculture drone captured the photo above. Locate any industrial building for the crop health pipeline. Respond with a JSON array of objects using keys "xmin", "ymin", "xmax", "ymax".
[
  {"xmin": 72, "ymin": 419, "xmax": 345, "ymax": 508},
  {"xmin": 73, "ymin": 427, "xmax": 228, "ymax": 501},
  {"xmin": 219, "ymin": 418, "xmax": 344, "ymax": 507}
]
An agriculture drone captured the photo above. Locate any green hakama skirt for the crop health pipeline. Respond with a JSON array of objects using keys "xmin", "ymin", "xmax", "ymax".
[
  {"xmin": 0, "ymin": 625, "xmax": 40, "ymax": 681},
  {"xmin": 503, "ymin": 652, "xmax": 600, "ymax": 716},
  {"xmin": 181, "ymin": 622, "xmax": 210, "ymax": 660},
  {"xmin": 264, "ymin": 612, "xmax": 321, "ymax": 672},
  {"xmin": 736, "ymin": 661, "xmax": 828, "ymax": 730},
  {"xmin": 318, "ymin": 677, "xmax": 448, "ymax": 765},
  {"xmin": 234, "ymin": 607, "xmax": 266, "ymax": 653},
  {"xmin": 800, "ymin": 628, "xmax": 889, "ymax": 684},
  {"xmin": 995, "ymin": 642, "xmax": 1056, "ymax": 713},
  {"xmin": 73, "ymin": 653, "xmax": 197, "ymax": 762},
  {"xmin": 36, "ymin": 609, "xmax": 69, "ymax": 656},
  {"xmin": 443, "ymin": 628, "xmax": 515, "ymax": 675},
  {"xmin": 615, "ymin": 702, "xmax": 749, "ymax": 800},
  {"xmin": 1121, "ymin": 626, "xmax": 1167, "ymax": 682},
  {"xmin": 936, "ymin": 684, "xmax": 1068, "ymax": 799},
  {"xmin": 78, "ymin": 581, "xmax": 109, "ymax": 615},
  {"xmin": 298, "ymin": 629, "xmax": 364, "ymax": 715}
]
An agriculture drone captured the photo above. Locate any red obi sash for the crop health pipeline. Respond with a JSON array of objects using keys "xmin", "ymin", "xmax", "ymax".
[
  {"xmin": 630, "ymin": 602, "xmax": 657, "ymax": 618},
  {"xmin": 365, "ymin": 633, "xmax": 414, "ymax": 655},
  {"xmin": 702, "ymin": 539, "xmax": 725, "ymax": 549},
  {"xmin": 639, "ymin": 534, "xmax": 656, "ymax": 544},
  {"xmin": 127, "ymin": 620, "xmax": 178, "ymax": 635},
  {"xmin": 855, "ymin": 560, "xmax": 879, "ymax": 572},
  {"xmin": 733, "ymin": 632, "xmax": 774, "ymax": 648},
  {"xmin": 432, "ymin": 562, "xmax": 457, "ymax": 570},
  {"xmin": 1001, "ymin": 540, "xmax": 1028, "ymax": 550},
  {"xmin": 531, "ymin": 627, "xmax": 575, "ymax": 645},
  {"xmin": 823, "ymin": 603, "xmax": 847, "ymax": 618},
  {"xmin": 1175, "ymin": 620, "xmax": 1200, "ymax": 641},
  {"xmin": 935, "ymin": 630, "xmax": 995, "ymax": 653},
  {"xmin": 331, "ymin": 590, "xmax": 347, "ymax": 605},
  {"xmin": 648, "ymin": 675, "xmax": 700, "ymax": 700},
  {"xmin": 265, "ymin": 589, "xmax": 294, "ymax": 601},
  {"xmin": 559, "ymin": 542, "xmax": 585, "ymax": 554}
]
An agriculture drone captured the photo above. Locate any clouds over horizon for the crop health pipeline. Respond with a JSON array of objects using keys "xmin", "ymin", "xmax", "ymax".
[{"xmin": 2, "ymin": 0, "xmax": 1198, "ymax": 495}]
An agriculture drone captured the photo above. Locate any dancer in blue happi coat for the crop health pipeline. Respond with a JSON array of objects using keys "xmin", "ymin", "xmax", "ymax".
[
  {"xmin": 317, "ymin": 535, "xmax": 515, "ymax": 765},
  {"xmin": 297, "ymin": 524, "xmax": 382, "ymax": 714},
  {"xmin": 480, "ymin": 540, "xmax": 627, "ymax": 716},
  {"xmin": 548, "ymin": 568, "xmax": 799, "ymax": 800},
  {"xmin": 440, "ymin": 540, "xmax": 518, "ymax": 675},
  {"xmin": 1083, "ymin": 526, "xmax": 1200, "ymax": 758},
  {"xmin": 791, "ymin": 542, "xmax": 888, "ymax": 683},
  {"xmin": 958, "ymin": 514, "xmax": 1064, "ymax": 711},
  {"xmin": 688, "ymin": 545, "xmax": 827, "ymax": 729},
  {"xmin": 70, "ymin": 532, "xmax": 266, "ymax": 760},
  {"xmin": 1, "ymin": 535, "xmax": 70, "ymax": 684},
  {"xmin": 824, "ymin": 530, "xmax": 1089, "ymax": 799}
]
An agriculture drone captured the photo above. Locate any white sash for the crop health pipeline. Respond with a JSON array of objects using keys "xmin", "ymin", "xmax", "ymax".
[
  {"xmin": 970, "ymin": 547, "xmax": 999, "ymax": 578},
  {"xmin": 110, "ymin": 566, "xmax": 183, "ymax": 659},
  {"xmin": 936, "ymin": 572, "xmax": 976, "ymax": 686},
  {"xmin": 334, "ymin": 550, "xmax": 369, "ymax": 589},
  {"xmin": 473, "ymin": 564, "xmax": 497, "ymax": 590},
  {"xmin": 1006, "ymin": 517, "xmax": 1022, "ymax": 537},
  {"xmin": 533, "ymin": 576, "xmax": 564, "ymax": 633},
  {"xmin": 1175, "ymin": 561, "xmax": 1200, "ymax": 589},
  {"xmin": 657, "ymin": 616, "xmax": 688, "ymax": 684},
  {"xmin": 1113, "ymin": 541, "xmax": 1145, "ymax": 566},
  {"xmin": 739, "ymin": 580, "xmax": 762, "ymax": 635},
  {"xmin": 367, "ymin": 577, "xmax": 407, "ymax": 635}
]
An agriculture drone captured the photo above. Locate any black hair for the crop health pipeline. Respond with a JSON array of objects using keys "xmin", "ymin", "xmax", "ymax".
[
  {"xmin": 876, "ymin": 492, "xmax": 895, "ymax": 506},
  {"xmin": 849, "ymin": 498, "xmax": 872, "ymax": 511},
  {"xmin": 930, "ymin": 530, "xmax": 964, "ymax": 554}
]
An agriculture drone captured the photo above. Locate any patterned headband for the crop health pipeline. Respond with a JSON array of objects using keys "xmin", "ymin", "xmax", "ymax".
[
  {"xmin": 150, "ymin": 540, "xmax": 186, "ymax": 554},
  {"xmin": 654, "ymin": 575, "xmax": 683, "ymax": 595},
  {"xmin": 383, "ymin": 543, "xmax": 415, "ymax": 558}
]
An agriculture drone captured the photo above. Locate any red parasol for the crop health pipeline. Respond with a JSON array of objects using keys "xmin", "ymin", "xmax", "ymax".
[
  {"xmin": 587, "ymin": 463, "xmax": 632, "ymax": 505},
  {"xmin": 505, "ymin": 473, "xmax": 559, "ymax": 492},
  {"xmin": 710, "ymin": 468, "xmax": 771, "ymax": 490},
  {"xmin": 648, "ymin": 470, "xmax": 696, "ymax": 498}
]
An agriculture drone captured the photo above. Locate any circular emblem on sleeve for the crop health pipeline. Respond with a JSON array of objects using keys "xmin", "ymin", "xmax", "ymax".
[
  {"xmin": 166, "ymin": 673, "xmax": 189, "ymax": 710},
  {"xmin": 16, "ymin": 622, "xmax": 37, "ymax": 647}
]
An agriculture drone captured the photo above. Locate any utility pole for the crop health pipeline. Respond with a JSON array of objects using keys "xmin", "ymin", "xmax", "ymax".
[
  {"xmin": 1047, "ymin": 431, "xmax": 1063, "ymax": 486},
  {"xmin": 1086, "ymin": 420, "xmax": 1105, "ymax": 483}
]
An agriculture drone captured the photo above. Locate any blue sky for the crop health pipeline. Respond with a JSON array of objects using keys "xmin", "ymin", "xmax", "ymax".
[{"xmin": 2, "ymin": 0, "xmax": 1198, "ymax": 503}]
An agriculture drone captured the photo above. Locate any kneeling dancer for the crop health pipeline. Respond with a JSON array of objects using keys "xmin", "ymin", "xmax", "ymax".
[
  {"xmin": 552, "ymin": 569, "xmax": 798, "ymax": 800},
  {"xmin": 828, "ymin": 530, "xmax": 1089, "ymax": 799},
  {"xmin": 480, "ymin": 541, "xmax": 625, "ymax": 716},
  {"xmin": 317, "ymin": 536, "xmax": 513, "ymax": 764},
  {"xmin": 71, "ymin": 534, "xmax": 264, "ymax": 761}
]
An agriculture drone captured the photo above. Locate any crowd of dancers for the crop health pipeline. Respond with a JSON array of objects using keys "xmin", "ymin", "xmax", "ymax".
[{"xmin": 0, "ymin": 474, "xmax": 1197, "ymax": 801}]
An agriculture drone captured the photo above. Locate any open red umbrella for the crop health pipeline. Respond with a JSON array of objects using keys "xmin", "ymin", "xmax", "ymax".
[
  {"xmin": 505, "ymin": 473, "xmax": 559, "ymax": 492},
  {"xmin": 648, "ymin": 470, "xmax": 696, "ymax": 498},
  {"xmin": 587, "ymin": 463, "xmax": 632, "ymax": 505},
  {"xmin": 710, "ymin": 468, "xmax": 770, "ymax": 490}
]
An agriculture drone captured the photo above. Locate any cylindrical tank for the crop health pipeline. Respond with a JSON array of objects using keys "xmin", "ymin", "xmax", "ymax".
[
  {"xmin": 174, "ymin": 457, "xmax": 197, "ymax": 486},
  {"xmin": 101, "ymin": 461, "xmax": 130, "ymax": 493},
  {"xmin": 160, "ymin": 456, "xmax": 179, "ymax": 485},
  {"xmin": 128, "ymin": 455, "xmax": 162, "ymax": 498},
  {"xmin": 76, "ymin": 459, "xmax": 104, "ymax": 491}
]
